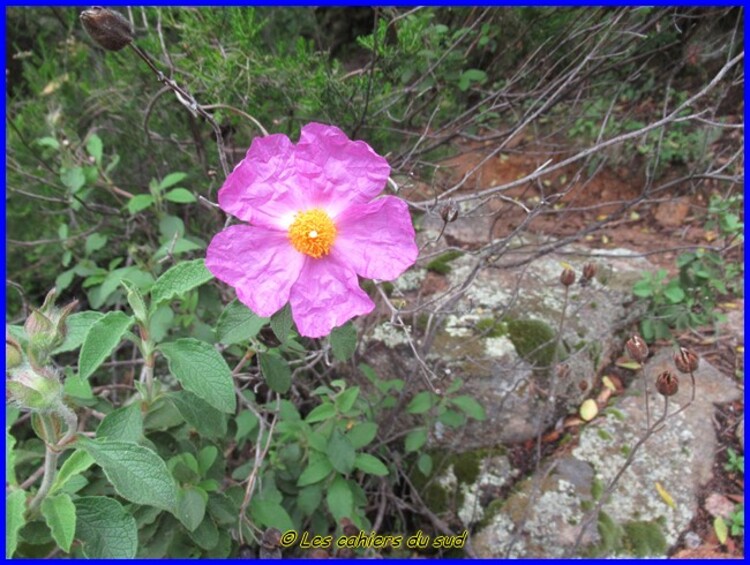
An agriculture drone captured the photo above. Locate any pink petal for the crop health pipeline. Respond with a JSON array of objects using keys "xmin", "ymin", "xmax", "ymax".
[
  {"xmin": 294, "ymin": 123, "xmax": 391, "ymax": 216},
  {"xmin": 331, "ymin": 196, "xmax": 418, "ymax": 281},
  {"xmin": 217, "ymin": 134, "xmax": 308, "ymax": 229},
  {"xmin": 289, "ymin": 257, "xmax": 375, "ymax": 338},
  {"xmin": 205, "ymin": 225, "xmax": 305, "ymax": 317}
]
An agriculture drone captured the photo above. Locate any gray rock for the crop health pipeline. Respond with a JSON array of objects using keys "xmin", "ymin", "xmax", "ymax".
[
  {"xmin": 472, "ymin": 350, "xmax": 741, "ymax": 557},
  {"xmin": 368, "ymin": 234, "xmax": 651, "ymax": 447}
]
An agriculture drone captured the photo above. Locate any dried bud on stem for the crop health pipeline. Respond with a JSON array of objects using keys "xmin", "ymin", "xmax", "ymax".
[
  {"xmin": 655, "ymin": 370, "xmax": 679, "ymax": 397},
  {"xmin": 560, "ymin": 268, "xmax": 576, "ymax": 287},
  {"xmin": 440, "ymin": 202, "xmax": 459, "ymax": 223},
  {"xmin": 625, "ymin": 334, "xmax": 649, "ymax": 363},
  {"xmin": 80, "ymin": 7, "xmax": 134, "ymax": 52},
  {"xmin": 674, "ymin": 347, "xmax": 699, "ymax": 374},
  {"xmin": 582, "ymin": 262, "xmax": 597, "ymax": 284}
]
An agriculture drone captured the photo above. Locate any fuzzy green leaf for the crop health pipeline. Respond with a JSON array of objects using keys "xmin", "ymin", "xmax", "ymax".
[
  {"xmin": 96, "ymin": 403, "xmax": 143, "ymax": 443},
  {"xmin": 78, "ymin": 438, "xmax": 177, "ymax": 513},
  {"xmin": 259, "ymin": 352, "xmax": 291, "ymax": 394},
  {"xmin": 354, "ymin": 453, "xmax": 389, "ymax": 476},
  {"xmin": 330, "ymin": 323, "xmax": 357, "ymax": 361},
  {"xmin": 41, "ymin": 493, "xmax": 76, "ymax": 552},
  {"xmin": 78, "ymin": 311, "xmax": 133, "ymax": 380},
  {"xmin": 150, "ymin": 259, "xmax": 213, "ymax": 309},
  {"xmin": 159, "ymin": 339, "xmax": 236, "ymax": 413},
  {"xmin": 74, "ymin": 496, "xmax": 137, "ymax": 558},
  {"xmin": 216, "ymin": 299, "xmax": 268, "ymax": 345},
  {"xmin": 6, "ymin": 490, "xmax": 26, "ymax": 558}
]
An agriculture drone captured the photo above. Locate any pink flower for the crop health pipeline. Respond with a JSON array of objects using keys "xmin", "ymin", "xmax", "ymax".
[{"xmin": 206, "ymin": 123, "xmax": 418, "ymax": 338}]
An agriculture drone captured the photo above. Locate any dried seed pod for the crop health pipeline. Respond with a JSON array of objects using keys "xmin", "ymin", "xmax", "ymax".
[
  {"xmin": 307, "ymin": 549, "xmax": 330, "ymax": 559},
  {"xmin": 655, "ymin": 370, "xmax": 679, "ymax": 397},
  {"xmin": 440, "ymin": 202, "xmax": 459, "ymax": 223},
  {"xmin": 674, "ymin": 347, "xmax": 699, "ymax": 374},
  {"xmin": 560, "ymin": 268, "xmax": 576, "ymax": 287},
  {"xmin": 80, "ymin": 7, "xmax": 134, "ymax": 51},
  {"xmin": 625, "ymin": 334, "xmax": 649, "ymax": 363},
  {"xmin": 582, "ymin": 262, "xmax": 597, "ymax": 282},
  {"xmin": 340, "ymin": 517, "xmax": 359, "ymax": 537},
  {"xmin": 260, "ymin": 527, "xmax": 282, "ymax": 550}
]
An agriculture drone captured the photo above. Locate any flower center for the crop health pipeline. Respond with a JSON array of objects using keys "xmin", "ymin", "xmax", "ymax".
[{"xmin": 288, "ymin": 208, "xmax": 337, "ymax": 258}]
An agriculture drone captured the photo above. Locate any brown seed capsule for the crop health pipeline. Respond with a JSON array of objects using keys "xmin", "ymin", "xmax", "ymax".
[
  {"xmin": 582, "ymin": 262, "xmax": 597, "ymax": 282},
  {"xmin": 260, "ymin": 527, "xmax": 281, "ymax": 550},
  {"xmin": 560, "ymin": 268, "xmax": 576, "ymax": 287},
  {"xmin": 674, "ymin": 347, "xmax": 699, "ymax": 374},
  {"xmin": 340, "ymin": 517, "xmax": 359, "ymax": 537},
  {"xmin": 80, "ymin": 7, "xmax": 134, "ymax": 52},
  {"xmin": 655, "ymin": 370, "xmax": 679, "ymax": 397},
  {"xmin": 307, "ymin": 548, "xmax": 330, "ymax": 559},
  {"xmin": 440, "ymin": 203, "xmax": 459, "ymax": 223},
  {"xmin": 625, "ymin": 334, "xmax": 649, "ymax": 363}
]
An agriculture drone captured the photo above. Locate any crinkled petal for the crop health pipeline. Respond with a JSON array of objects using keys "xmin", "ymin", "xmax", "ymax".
[
  {"xmin": 206, "ymin": 225, "xmax": 305, "ymax": 317},
  {"xmin": 331, "ymin": 196, "xmax": 418, "ymax": 281},
  {"xmin": 217, "ymin": 134, "xmax": 308, "ymax": 229},
  {"xmin": 289, "ymin": 257, "xmax": 375, "ymax": 338},
  {"xmin": 294, "ymin": 123, "xmax": 391, "ymax": 216}
]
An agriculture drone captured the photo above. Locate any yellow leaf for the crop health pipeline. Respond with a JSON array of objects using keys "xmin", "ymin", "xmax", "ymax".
[
  {"xmin": 601, "ymin": 235, "xmax": 610, "ymax": 244},
  {"xmin": 704, "ymin": 230, "xmax": 718, "ymax": 242},
  {"xmin": 602, "ymin": 376, "xmax": 616, "ymax": 392},
  {"xmin": 629, "ymin": 211, "xmax": 641, "ymax": 221},
  {"xmin": 655, "ymin": 481, "xmax": 676, "ymax": 509},
  {"xmin": 714, "ymin": 516, "xmax": 728, "ymax": 544},
  {"xmin": 41, "ymin": 73, "xmax": 69, "ymax": 96},
  {"xmin": 596, "ymin": 214, "xmax": 608, "ymax": 222},
  {"xmin": 559, "ymin": 261, "xmax": 574, "ymax": 271}
]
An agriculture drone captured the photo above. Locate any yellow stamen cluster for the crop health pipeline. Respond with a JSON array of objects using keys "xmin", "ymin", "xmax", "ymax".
[{"xmin": 288, "ymin": 208, "xmax": 337, "ymax": 258}]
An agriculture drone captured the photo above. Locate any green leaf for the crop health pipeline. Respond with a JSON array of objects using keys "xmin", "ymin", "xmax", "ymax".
[
  {"xmin": 405, "ymin": 428, "xmax": 428, "ymax": 453},
  {"xmin": 150, "ymin": 259, "xmax": 213, "ymax": 308},
  {"xmin": 439, "ymin": 409, "xmax": 465, "ymax": 428},
  {"xmin": 354, "ymin": 453, "xmax": 389, "ymax": 476},
  {"xmin": 168, "ymin": 391, "xmax": 228, "ymax": 439},
  {"xmin": 326, "ymin": 429, "xmax": 355, "ymax": 474},
  {"xmin": 663, "ymin": 283, "xmax": 686, "ymax": 304},
  {"xmin": 53, "ymin": 311, "xmax": 104, "ymax": 354},
  {"xmin": 714, "ymin": 516, "xmax": 728, "ymax": 544},
  {"xmin": 164, "ymin": 188, "xmax": 197, "ymax": 203},
  {"xmin": 63, "ymin": 374, "xmax": 94, "ymax": 400},
  {"xmin": 37, "ymin": 136, "xmax": 60, "ymax": 150},
  {"xmin": 407, "ymin": 391, "xmax": 435, "ymax": 414},
  {"xmin": 78, "ymin": 311, "xmax": 133, "ymax": 380},
  {"xmin": 330, "ymin": 323, "xmax": 357, "ymax": 361},
  {"xmin": 335, "ymin": 386, "xmax": 359, "ymax": 413},
  {"xmin": 632, "ymin": 280, "xmax": 654, "ymax": 298},
  {"xmin": 96, "ymin": 403, "xmax": 143, "ymax": 443},
  {"xmin": 197, "ymin": 446, "xmax": 218, "ymax": 476},
  {"xmin": 6, "ymin": 490, "xmax": 26, "ymax": 558},
  {"xmin": 305, "ymin": 402, "xmax": 336, "ymax": 423},
  {"xmin": 259, "ymin": 352, "xmax": 291, "ymax": 393},
  {"xmin": 176, "ymin": 486, "xmax": 207, "ymax": 532},
  {"xmin": 74, "ymin": 496, "xmax": 137, "ymax": 558},
  {"xmin": 85, "ymin": 233, "xmax": 108, "ymax": 255},
  {"xmin": 127, "ymin": 194, "xmax": 154, "ymax": 214},
  {"xmin": 78, "ymin": 438, "xmax": 178, "ymax": 513},
  {"xmin": 61, "ymin": 167, "xmax": 86, "ymax": 193},
  {"xmin": 86, "ymin": 134, "xmax": 103, "ymax": 164},
  {"xmin": 346, "ymin": 421, "xmax": 378, "ymax": 449},
  {"xmin": 6, "ymin": 426, "xmax": 17, "ymax": 486},
  {"xmin": 297, "ymin": 452, "xmax": 333, "ymax": 487},
  {"xmin": 159, "ymin": 339, "xmax": 236, "ymax": 413},
  {"xmin": 297, "ymin": 484, "xmax": 322, "ymax": 517},
  {"xmin": 41, "ymin": 493, "xmax": 76, "ymax": 552},
  {"xmin": 193, "ymin": 516, "xmax": 219, "ymax": 550},
  {"xmin": 216, "ymin": 299, "xmax": 268, "ymax": 345},
  {"xmin": 234, "ymin": 409, "xmax": 258, "ymax": 442},
  {"xmin": 270, "ymin": 304, "xmax": 293, "ymax": 342},
  {"xmin": 250, "ymin": 499, "xmax": 295, "ymax": 532},
  {"xmin": 50, "ymin": 450, "xmax": 95, "ymax": 495},
  {"xmin": 326, "ymin": 476, "xmax": 353, "ymax": 520},
  {"xmin": 417, "ymin": 453, "xmax": 433, "ymax": 476},
  {"xmin": 450, "ymin": 395, "xmax": 486, "ymax": 420},
  {"xmin": 121, "ymin": 279, "xmax": 148, "ymax": 324},
  {"xmin": 158, "ymin": 172, "xmax": 188, "ymax": 191}
]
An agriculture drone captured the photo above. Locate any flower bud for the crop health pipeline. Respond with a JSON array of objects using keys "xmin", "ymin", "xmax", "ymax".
[
  {"xmin": 655, "ymin": 370, "xmax": 679, "ymax": 397},
  {"xmin": 560, "ymin": 268, "xmax": 576, "ymax": 287},
  {"xmin": 674, "ymin": 347, "xmax": 699, "ymax": 374},
  {"xmin": 24, "ymin": 309, "xmax": 53, "ymax": 338},
  {"xmin": 625, "ymin": 334, "xmax": 649, "ymax": 363},
  {"xmin": 581, "ymin": 263, "xmax": 597, "ymax": 285},
  {"xmin": 440, "ymin": 203, "xmax": 459, "ymax": 223},
  {"xmin": 6, "ymin": 340, "xmax": 23, "ymax": 371},
  {"xmin": 6, "ymin": 367, "xmax": 63, "ymax": 412},
  {"xmin": 80, "ymin": 7, "xmax": 134, "ymax": 52}
]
